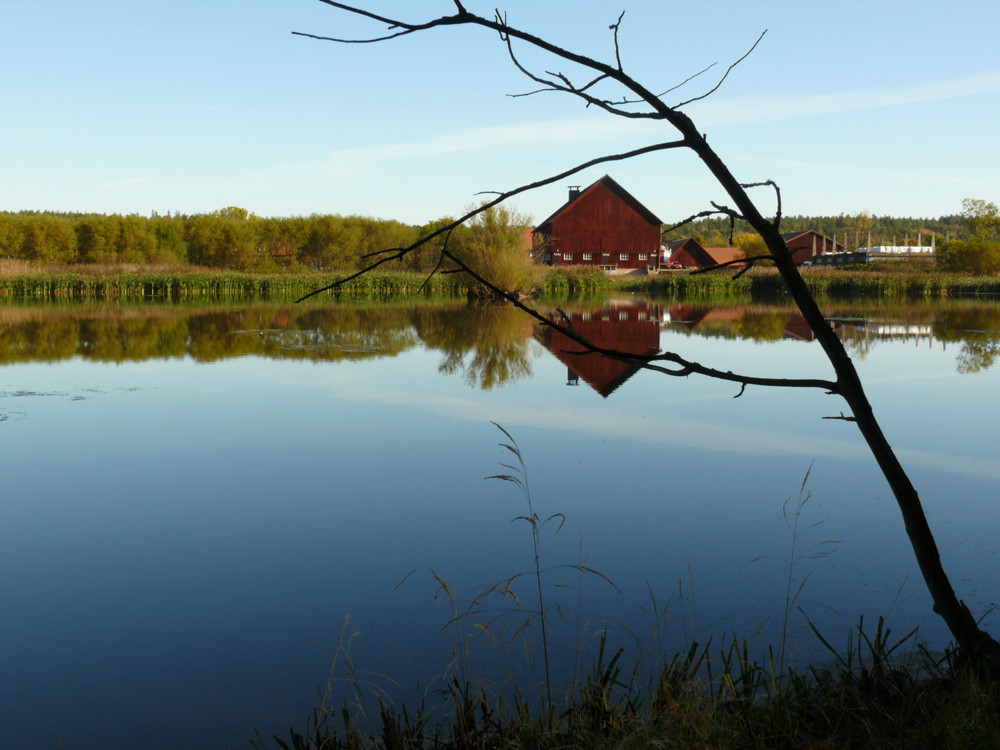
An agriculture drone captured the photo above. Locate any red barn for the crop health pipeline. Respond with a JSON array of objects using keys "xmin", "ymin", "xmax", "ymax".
[
  {"xmin": 666, "ymin": 238, "xmax": 745, "ymax": 270},
  {"xmin": 533, "ymin": 175, "xmax": 662, "ymax": 272},
  {"xmin": 781, "ymin": 230, "xmax": 843, "ymax": 265}
]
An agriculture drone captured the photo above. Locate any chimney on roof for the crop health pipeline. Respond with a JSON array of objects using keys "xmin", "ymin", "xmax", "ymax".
[{"xmin": 568, "ymin": 186, "xmax": 581, "ymax": 201}]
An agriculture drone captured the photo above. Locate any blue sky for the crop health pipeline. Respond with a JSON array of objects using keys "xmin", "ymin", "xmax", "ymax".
[{"xmin": 4, "ymin": 1, "xmax": 999, "ymax": 226}]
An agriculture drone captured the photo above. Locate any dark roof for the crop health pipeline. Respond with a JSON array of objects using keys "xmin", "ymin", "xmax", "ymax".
[
  {"xmin": 781, "ymin": 230, "xmax": 810, "ymax": 241},
  {"xmin": 535, "ymin": 175, "xmax": 662, "ymax": 230},
  {"xmin": 668, "ymin": 237, "xmax": 700, "ymax": 252},
  {"xmin": 781, "ymin": 229, "xmax": 841, "ymax": 244}
]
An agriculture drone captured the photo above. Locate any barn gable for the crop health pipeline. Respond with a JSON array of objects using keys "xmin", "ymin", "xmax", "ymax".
[{"xmin": 533, "ymin": 175, "xmax": 662, "ymax": 271}]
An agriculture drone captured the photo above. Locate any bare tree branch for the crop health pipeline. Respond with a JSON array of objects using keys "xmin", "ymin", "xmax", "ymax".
[
  {"xmin": 300, "ymin": 2, "xmax": 1000, "ymax": 665},
  {"xmin": 673, "ymin": 30, "xmax": 768, "ymax": 108},
  {"xmin": 611, "ymin": 11, "xmax": 626, "ymax": 72}
]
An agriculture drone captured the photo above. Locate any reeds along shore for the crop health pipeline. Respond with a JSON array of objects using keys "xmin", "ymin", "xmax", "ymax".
[
  {"xmin": 0, "ymin": 263, "xmax": 614, "ymax": 300},
  {"xmin": 633, "ymin": 266, "xmax": 1000, "ymax": 299},
  {"xmin": 2, "ymin": 262, "xmax": 1000, "ymax": 301},
  {"xmin": 0, "ymin": 267, "xmax": 466, "ymax": 300}
]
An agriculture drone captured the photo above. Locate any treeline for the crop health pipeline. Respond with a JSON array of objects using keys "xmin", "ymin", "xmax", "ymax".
[
  {"xmin": 4, "ymin": 205, "xmax": 995, "ymax": 276},
  {"xmin": 0, "ymin": 207, "xmax": 439, "ymax": 272},
  {"xmin": 664, "ymin": 213, "xmax": 967, "ymax": 249}
]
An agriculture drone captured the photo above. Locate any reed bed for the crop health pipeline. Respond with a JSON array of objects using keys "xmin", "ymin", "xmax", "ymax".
[
  {"xmin": 540, "ymin": 266, "xmax": 615, "ymax": 296},
  {"xmin": 5, "ymin": 262, "xmax": 1000, "ymax": 302},
  {"xmin": 621, "ymin": 267, "xmax": 1000, "ymax": 300},
  {"xmin": 0, "ymin": 268, "xmax": 466, "ymax": 300}
]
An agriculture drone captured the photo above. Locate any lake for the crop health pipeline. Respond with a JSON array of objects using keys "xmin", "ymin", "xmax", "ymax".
[{"xmin": 2, "ymin": 296, "xmax": 999, "ymax": 748}]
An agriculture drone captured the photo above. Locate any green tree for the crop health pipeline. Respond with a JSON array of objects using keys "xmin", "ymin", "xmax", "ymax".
[
  {"xmin": 961, "ymin": 198, "xmax": 1000, "ymax": 239},
  {"xmin": 150, "ymin": 216, "xmax": 187, "ymax": 265},
  {"xmin": 732, "ymin": 231, "xmax": 766, "ymax": 260},
  {"xmin": 75, "ymin": 214, "xmax": 121, "ymax": 263},
  {"xmin": 22, "ymin": 213, "xmax": 76, "ymax": 263},
  {"xmin": 450, "ymin": 204, "xmax": 538, "ymax": 296},
  {"xmin": 938, "ymin": 199, "xmax": 1000, "ymax": 273},
  {"xmin": 0, "ymin": 212, "xmax": 29, "ymax": 259},
  {"xmin": 938, "ymin": 237, "xmax": 1000, "ymax": 274},
  {"xmin": 184, "ymin": 209, "xmax": 260, "ymax": 269},
  {"xmin": 117, "ymin": 215, "xmax": 157, "ymax": 264}
]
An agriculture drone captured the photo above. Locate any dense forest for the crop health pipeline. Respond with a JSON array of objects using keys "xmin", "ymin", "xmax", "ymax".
[
  {"xmin": 0, "ymin": 208, "xmax": 432, "ymax": 272},
  {"xmin": 0, "ymin": 206, "xmax": 983, "ymax": 273}
]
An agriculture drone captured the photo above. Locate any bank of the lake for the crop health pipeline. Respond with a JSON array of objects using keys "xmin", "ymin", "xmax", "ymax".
[
  {"xmin": 5, "ymin": 262, "xmax": 1000, "ymax": 301},
  {"xmin": 258, "ymin": 629, "xmax": 1000, "ymax": 750},
  {"xmin": 619, "ymin": 265, "xmax": 1000, "ymax": 299}
]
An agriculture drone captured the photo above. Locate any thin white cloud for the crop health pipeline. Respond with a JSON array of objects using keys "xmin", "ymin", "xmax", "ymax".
[
  {"xmin": 732, "ymin": 154, "xmax": 1000, "ymax": 189},
  {"xmin": 691, "ymin": 70, "xmax": 1000, "ymax": 127},
  {"xmin": 320, "ymin": 117, "xmax": 634, "ymax": 173},
  {"xmin": 313, "ymin": 70, "xmax": 1000, "ymax": 173},
  {"xmin": 101, "ymin": 176, "xmax": 153, "ymax": 189}
]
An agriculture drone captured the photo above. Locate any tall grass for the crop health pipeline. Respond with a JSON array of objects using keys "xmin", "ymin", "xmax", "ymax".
[
  {"xmin": 0, "ymin": 267, "xmax": 466, "ymax": 300},
  {"xmin": 257, "ymin": 619, "xmax": 999, "ymax": 749},
  {"xmin": 620, "ymin": 267, "xmax": 1000, "ymax": 300},
  {"xmin": 255, "ymin": 430, "xmax": 1000, "ymax": 750},
  {"xmin": 538, "ymin": 266, "xmax": 615, "ymax": 297},
  {"xmin": 6, "ymin": 261, "xmax": 1000, "ymax": 301}
]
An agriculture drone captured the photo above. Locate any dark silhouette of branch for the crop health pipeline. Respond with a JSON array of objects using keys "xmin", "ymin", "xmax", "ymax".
[
  {"xmin": 299, "ymin": 3, "xmax": 1000, "ymax": 666},
  {"xmin": 741, "ymin": 179, "xmax": 783, "ymax": 227},
  {"xmin": 673, "ymin": 30, "xmax": 768, "ymax": 108},
  {"xmin": 690, "ymin": 254, "xmax": 773, "ymax": 275},
  {"xmin": 823, "ymin": 413, "xmax": 858, "ymax": 422},
  {"xmin": 662, "ymin": 209, "xmax": 734, "ymax": 235}
]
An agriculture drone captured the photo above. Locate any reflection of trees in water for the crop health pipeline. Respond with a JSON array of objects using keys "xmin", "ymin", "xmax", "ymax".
[
  {"xmin": 664, "ymin": 302, "xmax": 819, "ymax": 343},
  {"xmin": 0, "ymin": 301, "xmax": 538, "ymax": 389},
  {"xmin": 957, "ymin": 340, "xmax": 1000, "ymax": 373},
  {"xmin": 665, "ymin": 298, "xmax": 1000, "ymax": 374},
  {"xmin": 3, "ymin": 298, "xmax": 1000, "ymax": 378},
  {"xmin": 834, "ymin": 302, "xmax": 1000, "ymax": 372},
  {"xmin": 411, "ymin": 304, "xmax": 536, "ymax": 389},
  {"xmin": 0, "ymin": 303, "xmax": 425, "ymax": 364},
  {"xmin": 929, "ymin": 306, "xmax": 1000, "ymax": 374}
]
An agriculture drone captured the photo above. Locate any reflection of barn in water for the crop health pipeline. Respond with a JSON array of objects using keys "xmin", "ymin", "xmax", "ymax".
[{"xmin": 535, "ymin": 301, "xmax": 661, "ymax": 397}]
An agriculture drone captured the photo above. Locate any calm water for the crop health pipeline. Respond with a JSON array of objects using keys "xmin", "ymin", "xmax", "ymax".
[{"xmin": 2, "ymin": 297, "xmax": 999, "ymax": 748}]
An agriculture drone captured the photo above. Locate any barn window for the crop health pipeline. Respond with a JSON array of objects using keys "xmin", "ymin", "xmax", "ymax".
[
  {"xmin": 542, "ymin": 253, "xmax": 551, "ymax": 261},
  {"xmin": 563, "ymin": 253, "xmax": 573, "ymax": 261},
  {"xmin": 619, "ymin": 312, "xmax": 629, "ymax": 321},
  {"xmin": 619, "ymin": 253, "xmax": 629, "ymax": 261},
  {"xmin": 582, "ymin": 253, "xmax": 592, "ymax": 261},
  {"xmin": 638, "ymin": 253, "xmax": 648, "ymax": 261}
]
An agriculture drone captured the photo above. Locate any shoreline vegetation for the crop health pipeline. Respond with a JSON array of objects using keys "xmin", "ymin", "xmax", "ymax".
[
  {"xmin": 255, "ymin": 624, "xmax": 1000, "ymax": 749},
  {"xmin": 3, "ymin": 261, "xmax": 1000, "ymax": 301}
]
